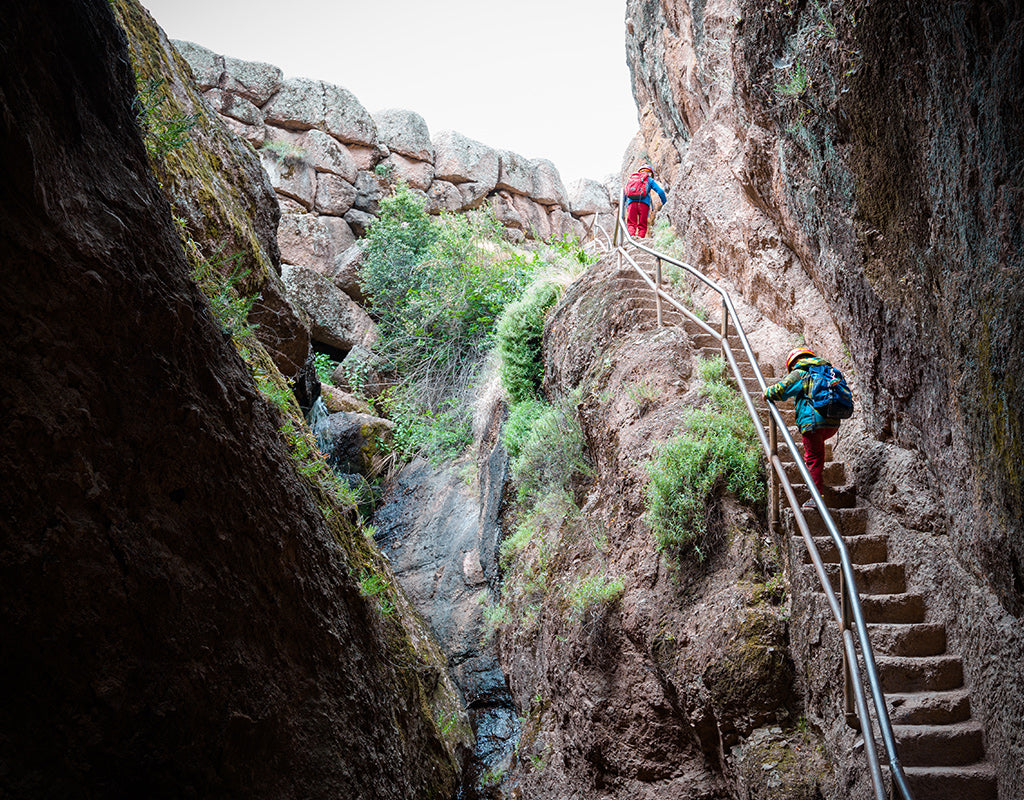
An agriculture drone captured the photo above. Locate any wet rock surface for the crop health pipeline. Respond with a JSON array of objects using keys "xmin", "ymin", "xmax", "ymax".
[{"xmin": 373, "ymin": 441, "xmax": 519, "ymax": 799}]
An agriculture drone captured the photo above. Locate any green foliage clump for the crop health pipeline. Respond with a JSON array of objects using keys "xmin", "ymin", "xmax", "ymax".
[
  {"xmin": 495, "ymin": 281, "xmax": 560, "ymax": 404},
  {"xmin": 502, "ymin": 397, "xmax": 549, "ymax": 461},
  {"xmin": 566, "ymin": 573, "xmax": 625, "ymax": 620},
  {"xmin": 358, "ymin": 569, "xmax": 396, "ymax": 615},
  {"xmin": 509, "ymin": 396, "xmax": 591, "ymax": 510},
  {"xmin": 313, "ymin": 352, "xmax": 337, "ymax": 384},
  {"xmin": 645, "ymin": 356, "xmax": 765, "ymax": 562},
  {"xmin": 133, "ymin": 74, "xmax": 198, "ymax": 160},
  {"xmin": 359, "ymin": 184, "xmax": 541, "ymax": 462}
]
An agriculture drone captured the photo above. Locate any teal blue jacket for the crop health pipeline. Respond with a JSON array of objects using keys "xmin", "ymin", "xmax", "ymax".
[{"xmin": 764, "ymin": 355, "xmax": 842, "ymax": 433}]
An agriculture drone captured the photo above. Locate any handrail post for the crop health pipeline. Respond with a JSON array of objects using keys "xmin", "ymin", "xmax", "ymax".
[
  {"xmin": 720, "ymin": 299, "xmax": 729, "ymax": 354},
  {"xmin": 842, "ymin": 573, "xmax": 860, "ymax": 730},
  {"xmin": 655, "ymin": 256, "xmax": 663, "ymax": 327},
  {"xmin": 769, "ymin": 415, "xmax": 780, "ymax": 527}
]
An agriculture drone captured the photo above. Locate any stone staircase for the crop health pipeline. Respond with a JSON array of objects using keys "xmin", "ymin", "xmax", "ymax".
[{"xmin": 619, "ymin": 245, "xmax": 999, "ymax": 800}]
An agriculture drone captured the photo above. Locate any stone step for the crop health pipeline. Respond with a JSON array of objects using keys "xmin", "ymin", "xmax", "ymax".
[
  {"xmin": 885, "ymin": 689, "xmax": 972, "ymax": 725},
  {"xmin": 782, "ymin": 459, "xmax": 845, "ymax": 484},
  {"xmin": 776, "ymin": 441, "xmax": 834, "ymax": 462},
  {"xmin": 860, "ymin": 593, "xmax": 927, "ymax": 624},
  {"xmin": 796, "ymin": 533, "xmax": 889, "ymax": 565},
  {"xmin": 819, "ymin": 562, "xmax": 907, "ymax": 595},
  {"xmin": 869, "ymin": 623, "xmax": 947, "ymax": 657},
  {"xmin": 785, "ymin": 506, "xmax": 868, "ymax": 536},
  {"xmin": 876, "ymin": 654, "xmax": 964, "ymax": 693},
  {"xmin": 900, "ymin": 764, "xmax": 998, "ymax": 800},
  {"xmin": 791, "ymin": 482, "xmax": 858, "ymax": 509},
  {"xmin": 893, "ymin": 723, "xmax": 986, "ymax": 767}
]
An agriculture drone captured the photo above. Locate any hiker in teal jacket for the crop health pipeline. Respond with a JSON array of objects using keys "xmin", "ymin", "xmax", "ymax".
[
  {"xmin": 764, "ymin": 348, "xmax": 841, "ymax": 509},
  {"xmin": 623, "ymin": 164, "xmax": 667, "ymax": 238}
]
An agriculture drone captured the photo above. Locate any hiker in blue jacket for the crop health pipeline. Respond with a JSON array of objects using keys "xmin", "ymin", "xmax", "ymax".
[
  {"xmin": 764, "ymin": 347, "xmax": 842, "ymax": 510},
  {"xmin": 623, "ymin": 164, "xmax": 667, "ymax": 238}
]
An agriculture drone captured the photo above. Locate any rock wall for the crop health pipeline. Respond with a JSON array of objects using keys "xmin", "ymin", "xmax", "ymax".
[
  {"xmin": 174, "ymin": 39, "xmax": 615, "ymax": 265},
  {"xmin": 625, "ymin": 0, "xmax": 1024, "ymax": 795},
  {"xmin": 0, "ymin": 1, "xmax": 468, "ymax": 796}
]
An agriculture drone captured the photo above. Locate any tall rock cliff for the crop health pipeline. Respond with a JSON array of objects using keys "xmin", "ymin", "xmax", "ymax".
[
  {"xmin": 625, "ymin": 0, "xmax": 1023, "ymax": 794},
  {"xmin": 0, "ymin": 1, "xmax": 467, "ymax": 796}
]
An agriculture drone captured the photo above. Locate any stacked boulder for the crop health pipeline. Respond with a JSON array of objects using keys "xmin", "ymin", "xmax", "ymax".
[{"xmin": 174, "ymin": 41, "xmax": 614, "ymax": 262}]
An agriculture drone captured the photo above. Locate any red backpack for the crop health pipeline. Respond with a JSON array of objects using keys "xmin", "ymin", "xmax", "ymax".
[{"xmin": 625, "ymin": 171, "xmax": 650, "ymax": 200}]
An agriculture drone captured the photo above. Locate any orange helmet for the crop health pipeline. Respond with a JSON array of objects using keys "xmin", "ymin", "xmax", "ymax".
[
  {"xmin": 786, "ymin": 347, "xmax": 814, "ymax": 371},
  {"xmin": 639, "ymin": 163, "xmax": 654, "ymax": 175}
]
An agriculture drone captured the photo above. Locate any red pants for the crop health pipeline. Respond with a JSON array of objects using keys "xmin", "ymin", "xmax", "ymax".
[
  {"xmin": 626, "ymin": 201, "xmax": 650, "ymax": 238},
  {"xmin": 802, "ymin": 427, "xmax": 838, "ymax": 493}
]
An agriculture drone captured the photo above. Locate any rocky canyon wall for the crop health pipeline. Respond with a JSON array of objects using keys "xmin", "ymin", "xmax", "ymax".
[
  {"xmin": 625, "ymin": 0, "xmax": 1023, "ymax": 794},
  {"xmin": 0, "ymin": 1, "xmax": 468, "ymax": 796}
]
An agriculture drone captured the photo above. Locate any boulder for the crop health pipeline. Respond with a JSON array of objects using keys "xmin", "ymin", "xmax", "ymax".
[
  {"xmin": 427, "ymin": 179, "xmax": 463, "ymax": 214},
  {"xmin": 331, "ymin": 344, "xmax": 386, "ymax": 397},
  {"xmin": 220, "ymin": 116, "xmax": 265, "ymax": 148},
  {"xmin": 531, "ymin": 158, "xmax": 569, "ymax": 209},
  {"xmin": 260, "ymin": 146, "xmax": 316, "ymax": 209},
  {"xmin": 489, "ymin": 191, "xmax": 526, "ymax": 232},
  {"xmin": 512, "ymin": 194, "xmax": 551, "ymax": 241},
  {"xmin": 222, "ymin": 55, "xmax": 282, "ymax": 106},
  {"xmin": 373, "ymin": 108, "xmax": 433, "ymax": 161},
  {"xmin": 568, "ymin": 177, "xmax": 613, "ymax": 217},
  {"xmin": 343, "ymin": 208, "xmax": 374, "ymax": 238},
  {"xmin": 353, "ymin": 170, "xmax": 386, "ymax": 214},
  {"xmin": 203, "ymin": 88, "xmax": 262, "ymax": 126},
  {"xmin": 458, "ymin": 181, "xmax": 492, "ymax": 211},
  {"xmin": 303, "ymin": 129, "xmax": 358, "ymax": 182},
  {"xmin": 496, "ymin": 149, "xmax": 536, "ymax": 195},
  {"xmin": 278, "ymin": 214, "xmax": 355, "ymax": 275},
  {"xmin": 172, "ymin": 39, "xmax": 222, "ymax": 89},
  {"xmin": 320, "ymin": 383, "xmax": 373, "ymax": 415},
  {"xmin": 263, "ymin": 77, "xmax": 377, "ymax": 147},
  {"xmin": 332, "ymin": 243, "xmax": 366, "ymax": 303},
  {"xmin": 432, "ymin": 130, "xmax": 499, "ymax": 190},
  {"xmin": 347, "ymin": 144, "xmax": 384, "ymax": 171},
  {"xmin": 281, "ymin": 264, "xmax": 378, "ymax": 354},
  {"xmin": 384, "ymin": 153, "xmax": 434, "ymax": 191},
  {"xmin": 314, "ymin": 173, "xmax": 358, "ymax": 216},
  {"xmin": 324, "ymin": 411, "xmax": 395, "ymax": 476}
]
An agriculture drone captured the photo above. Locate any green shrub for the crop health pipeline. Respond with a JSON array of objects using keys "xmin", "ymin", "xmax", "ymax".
[
  {"xmin": 495, "ymin": 281, "xmax": 560, "ymax": 404},
  {"xmin": 510, "ymin": 398, "xmax": 591, "ymax": 509},
  {"xmin": 566, "ymin": 573, "xmax": 625, "ymax": 620},
  {"xmin": 133, "ymin": 74, "xmax": 197, "ymax": 160},
  {"xmin": 645, "ymin": 357, "xmax": 765, "ymax": 561},
  {"xmin": 313, "ymin": 352, "xmax": 337, "ymax": 384},
  {"xmin": 502, "ymin": 397, "xmax": 549, "ymax": 460}
]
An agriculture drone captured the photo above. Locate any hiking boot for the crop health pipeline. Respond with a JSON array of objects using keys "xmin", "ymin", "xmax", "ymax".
[{"xmin": 801, "ymin": 498, "xmax": 818, "ymax": 511}]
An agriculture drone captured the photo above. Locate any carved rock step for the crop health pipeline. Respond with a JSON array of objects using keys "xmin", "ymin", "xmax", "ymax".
[
  {"xmin": 790, "ymin": 482, "xmax": 858, "ymax": 508},
  {"xmin": 782, "ymin": 459, "xmax": 845, "ymax": 484},
  {"xmin": 783, "ymin": 506, "xmax": 867, "ymax": 536},
  {"xmin": 900, "ymin": 763, "xmax": 998, "ymax": 800},
  {"xmin": 885, "ymin": 689, "xmax": 971, "ymax": 725},
  {"xmin": 892, "ymin": 722, "xmax": 986, "ymax": 766},
  {"xmin": 868, "ymin": 623, "xmax": 947, "ymax": 657},
  {"xmin": 818, "ymin": 561, "xmax": 906, "ymax": 594},
  {"xmin": 859, "ymin": 593, "xmax": 927, "ymax": 624},
  {"xmin": 875, "ymin": 654, "xmax": 964, "ymax": 693},
  {"xmin": 795, "ymin": 533, "xmax": 889, "ymax": 565}
]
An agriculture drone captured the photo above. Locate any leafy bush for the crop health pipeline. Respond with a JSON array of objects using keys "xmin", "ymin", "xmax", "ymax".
[
  {"xmin": 510, "ymin": 396, "xmax": 591, "ymax": 509},
  {"xmin": 566, "ymin": 573, "xmax": 625, "ymax": 620},
  {"xmin": 645, "ymin": 356, "xmax": 765, "ymax": 561},
  {"xmin": 313, "ymin": 352, "xmax": 337, "ymax": 384},
  {"xmin": 133, "ymin": 74, "xmax": 197, "ymax": 160},
  {"xmin": 358, "ymin": 184, "xmax": 541, "ymax": 462},
  {"xmin": 502, "ymin": 397, "xmax": 549, "ymax": 460},
  {"xmin": 495, "ymin": 281, "xmax": 560, "ymax": 404}
]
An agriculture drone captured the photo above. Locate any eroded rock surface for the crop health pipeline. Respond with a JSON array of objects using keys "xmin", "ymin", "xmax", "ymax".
[{"xmin": 0, "ymin": 2, "xmax": 466, "ymax": 796}]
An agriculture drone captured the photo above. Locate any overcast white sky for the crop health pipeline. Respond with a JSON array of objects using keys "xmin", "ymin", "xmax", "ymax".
[{"xmin": 141, "ymin": 0, "xmax": 639, "ymax": 186}]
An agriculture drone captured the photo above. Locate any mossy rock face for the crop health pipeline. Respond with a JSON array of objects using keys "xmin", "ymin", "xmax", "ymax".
[
  {"xmin": 732, "ymin": 726, "xmax": 833, "ymax": 800},
  {"xmin": 111, "ymin": 0, "xmax": 311, "ymax": 376}
]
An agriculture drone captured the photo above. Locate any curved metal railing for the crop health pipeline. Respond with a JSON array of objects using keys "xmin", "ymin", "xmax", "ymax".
[{"xmin": 612, "ymin": 198, "xmax": 914, "ymax": 800}]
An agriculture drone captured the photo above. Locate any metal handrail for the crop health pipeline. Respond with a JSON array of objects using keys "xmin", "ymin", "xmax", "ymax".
[{"xmin": 612, "ymin": 198, "xmax": 914, "ymax": 800}]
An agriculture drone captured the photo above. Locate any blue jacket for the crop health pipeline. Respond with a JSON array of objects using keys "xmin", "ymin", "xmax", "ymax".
[
  {"xmin": 764, "ymin": 355, "xmax": 842, "ymax": 433},
  {"xmin": 624, "ymin": 177, "xmax": 667, "ymax": 207}
]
